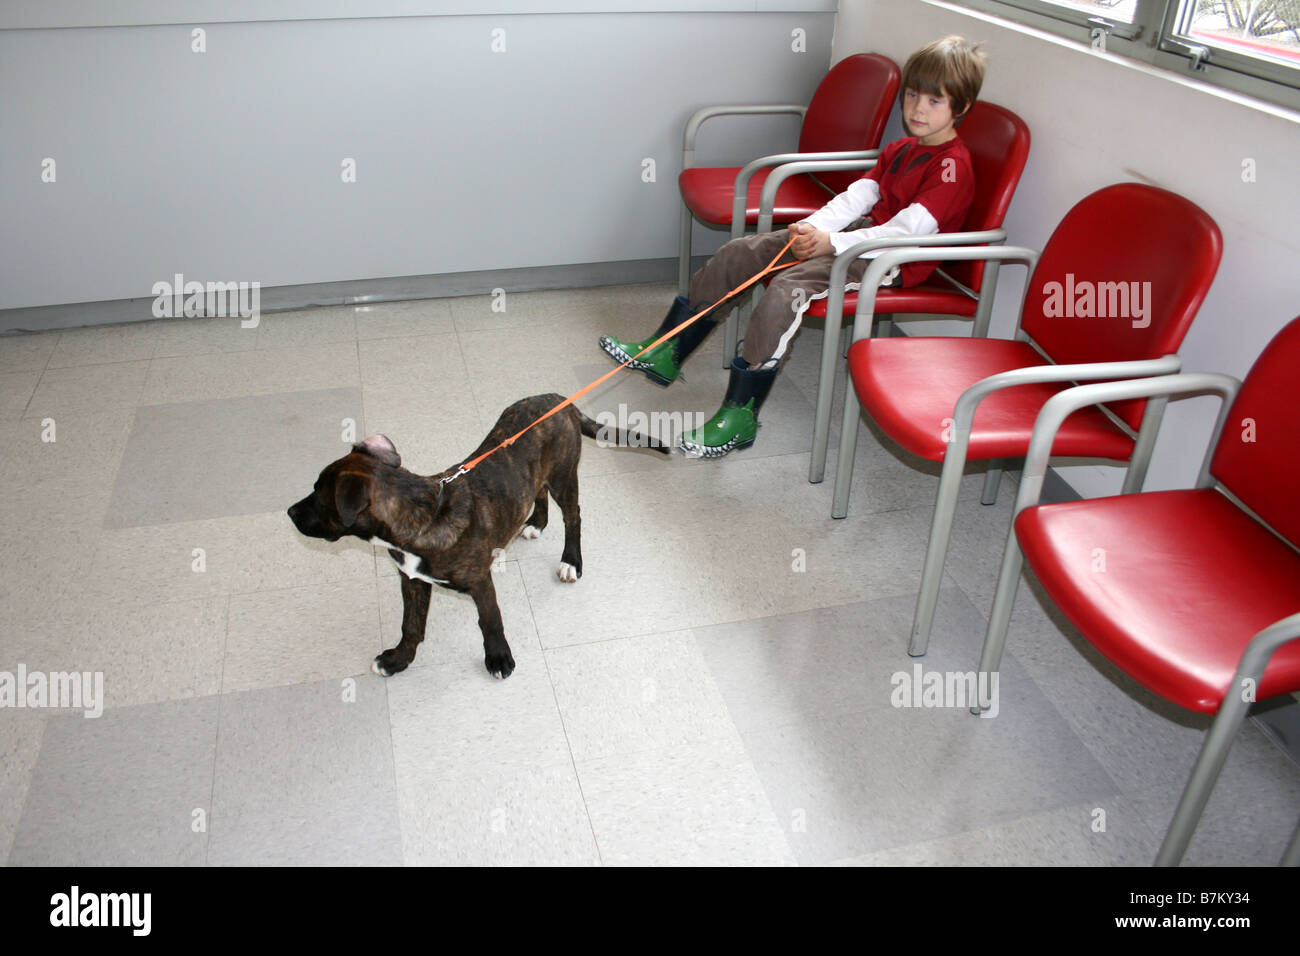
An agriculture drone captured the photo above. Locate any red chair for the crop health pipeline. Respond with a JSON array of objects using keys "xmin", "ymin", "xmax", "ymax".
[
  {"xmin": 676, "ymin": 53, "xmax": 900, "ymax": 300},
  {"xmin": 801, "ymin": 100, "xmax": 1031, "ymax": 483},
  {"xmin": 834, "ymin": 183, "xmax": 1223, "ymax": 659},
  {"xmin": 974, "ymin": 316, "xmax": 1300, "ymax": 866}
]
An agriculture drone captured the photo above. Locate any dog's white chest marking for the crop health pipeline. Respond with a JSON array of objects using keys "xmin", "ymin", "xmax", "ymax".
[{"xmin": 371, "ymin": 537, "xmax": 449, "ymax": 585}]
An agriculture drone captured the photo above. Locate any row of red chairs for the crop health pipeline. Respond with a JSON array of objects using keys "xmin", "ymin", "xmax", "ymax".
[{"xmin": 676, "ymin": 53, "xmax": 1300, "ymax": 867}]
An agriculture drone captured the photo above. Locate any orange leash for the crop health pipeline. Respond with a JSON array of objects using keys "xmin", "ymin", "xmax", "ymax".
[{"xmin": 443, "ymin": 234, "xmax": 802, "ymax": 484}]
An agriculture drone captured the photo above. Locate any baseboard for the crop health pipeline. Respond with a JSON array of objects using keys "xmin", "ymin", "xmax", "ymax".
[{"xmin": 0, "ymin": 256, "xmax": 696, "ymax": 335}]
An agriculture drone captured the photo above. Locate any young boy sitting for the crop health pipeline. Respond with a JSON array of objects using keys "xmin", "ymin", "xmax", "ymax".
[{"xmin": 599, "ymin": 35, "xmax": 988, "ymax": 458}]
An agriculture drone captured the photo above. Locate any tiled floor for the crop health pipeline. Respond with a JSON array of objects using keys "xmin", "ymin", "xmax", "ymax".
[{"xmin": 1, "ymin": 282, "xmax": 1297, "ymax": 866}]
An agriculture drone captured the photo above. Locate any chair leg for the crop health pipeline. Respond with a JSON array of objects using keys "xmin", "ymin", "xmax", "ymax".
[
  {"xmin": 1156, "ymin": 614, "xmax": 1300, "ymax": 865},
  {"xmin": 980, "ymin": 466, "xmax": 1003, "ymax": 505},
  {"xmin": 1155, "ymin": 693, "xmax": 1252, "ymax": 866},
  {"xmin": 972, "ymin": 525, "xmax": 1026, "ymax": 705},
  {"xmin": 809, "ymin": 308, "xmax": 843, "ymax": 485},
  {"xmin": 1282, "ymin": 816, "xmax": 1300, "ymax": 867},
  {"xmin": 678, "ymin": 204, "xmax": 694, "ymax": 296},
  {"xmin": 724, "ymin": 305, "xmax": 740, "ymax": 367},
  {"xmin": 831, "ymin": 377, "xmax": 862, "ymax": 519},
  {"xmin": 908, "ymin": 451, "xmax": 967, "ymax": 657}
]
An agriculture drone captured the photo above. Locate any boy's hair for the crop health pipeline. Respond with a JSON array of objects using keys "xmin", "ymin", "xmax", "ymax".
[{"xmin": 900, "ymin": 36, "xmax": 987, "ymax": 126}]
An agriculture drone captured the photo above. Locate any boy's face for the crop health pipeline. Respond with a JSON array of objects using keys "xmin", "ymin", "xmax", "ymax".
[{"xmin": 902, "ymin": 87, "xmax": 961, "ymax": 146}]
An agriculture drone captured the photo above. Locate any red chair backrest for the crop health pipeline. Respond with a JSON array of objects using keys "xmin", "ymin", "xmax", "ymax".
[
  {"xmin": 1210, "ymin": 316, "xmax": 1300, "ymax": 547},
  {"xmin": 1021, "ymin": 183, "xmax": 1223, "ymax": 430},
  {"xmin": 799, "ymin": 53, "xmax": 900, "ymax": 194},
  {"xmin": 939, "ymin": 101, "xmax": 1030, "ymax": 292}
]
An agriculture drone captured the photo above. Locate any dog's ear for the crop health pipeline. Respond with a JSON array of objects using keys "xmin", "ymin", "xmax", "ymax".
[
  {"xmin": 334, "ymin": 471, "xmax": 371, "ymax": 528},
  {"xmin": 355, "ymin": 434, "xmax": 401, "ymax": 468}
]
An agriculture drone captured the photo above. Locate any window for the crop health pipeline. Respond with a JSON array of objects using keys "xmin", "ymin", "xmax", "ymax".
[
  {"xmin": 1161, "ymin": 0, "xmax": 1300, "ymax": 87},
  {"xmin": 954, "ymin": 0, "xmax": 1300, "ymax": 110}
]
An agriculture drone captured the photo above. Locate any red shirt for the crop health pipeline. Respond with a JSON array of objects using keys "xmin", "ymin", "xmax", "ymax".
[{"xmin": 861, "ymin": 135, "xmax": 975, "ymax": 286}]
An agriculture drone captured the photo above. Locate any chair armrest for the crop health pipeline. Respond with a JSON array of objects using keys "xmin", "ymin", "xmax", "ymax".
[
  {"xmin": 950, "ymin": 355, "xmax": 1186, "ymax": 445},
  {"xmin": 826, "ymin": 244, "xmax": 1035, "ymax": 345},
  {"xmin": 751, "ymin": 156, "xmax": 882, "ymax": 234},
  {"xmin": 1010, "ymin": 372, "xmax": 1242, "ymax": 517},
  {"xmin": 737, "ymin": 152, "xmax": 879, "ymax": 237},
  {"xmin": 1237, "ymin": 613, "xmax": 1300, "ymax": 703},
  {"xmin": 682, "ymin": 105, "xmax": 807, "ymax": 169}
]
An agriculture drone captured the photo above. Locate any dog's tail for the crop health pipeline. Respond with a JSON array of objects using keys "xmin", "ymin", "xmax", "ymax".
[{"xmin": 577, "ymin": 410, "xmax": 672, "ymax": 455}]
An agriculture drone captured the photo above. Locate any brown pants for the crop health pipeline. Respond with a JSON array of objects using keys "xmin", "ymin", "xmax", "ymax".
[{"xmin": 688, "ymin": 219, "xmax": 877, "ymax": 366}]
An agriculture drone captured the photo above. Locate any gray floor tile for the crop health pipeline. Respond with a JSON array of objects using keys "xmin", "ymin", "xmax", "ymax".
[
  {"xmin": 8, "ymin": 697, "xmax": 217, "ymax": 866},
  {"xmin": 0, "ymin": 526, "xmax": 101, "ymax": 631},
  {"xmin": 546, "ymin": 629, "xmax": 736, "ymax": 763},
  {"xmin": 47, "ymin": 322, "xmax": 160, "ymax": 368},
  {"xmin": 385, "ymin": 641, "xmax": 569, "ymax": 774},
  {"xmin": 0, "ymin": 710, "xmax": 46, "ymax": 867},
  {"xmin": 141, "ymin": 342, "xmax": 359, "ymax": 405},
  {"xmin": 253, "ymin": 305, "xmax": 357, "ymax": 350},
  {"xmin": 151, "ymin": 315, "xmax": 260, "ymax": 358},
  {"xmin": 519, "ymin": 469, "xmax": 943, "ymax": 649},
  {"xmin": 396, "ymin": 760, "xmax": 598, "ymax": 866},
  {"xmin": 357, "ymin": 331, "xmax": 467, "ymax": 388},
  {"xmin": 735, "ymin": 643, "xmax": 1121, "ymax": 865},
  {"xmin": 85, "ymin": 511, "xmax": 375, "ymax": 610},
  {"xmin": 63, "ymin": 597, "xmax": 228, "ymax": 710},
  {"xmin": 576, "ymin": 734, "xmax": 796, "ymax": 866},
  {"xmin": 106, "ymin": 388, "xmax": 365, "ymax": 528},
  {"xmin": 25, "ymin": 360, "xmax": 149, "ymax": 419},
  {"xmin": 0, "ymin": 369, "xmax": 39, "ymax": 419},
  {"xmin": 353, "ymin": 298, "xmax": 455, "ymax": 341},
  {"xmin": 693, "ymin": 589, "xmax": 993, "ymax": 735},
  {"xmin": 386, "ymin": 655, "xmax": 596, "ymax": 864},
  {"xmin": 0, "ymin": 331, "xmax": 60, "ymax": 374},
  {"xmin": 209, "ymin": 677, "xmax": 401, "ymax": 866},
  {"xmin": 1128, "ymin": 748, "xmax": 1300, "ymax": 866},
  {"xmin": 829, "ymin": 796, "xmax": 1162, "ymax": 866},
  {"xmin": 224, "ymin": 580, "xmax": 382, "ymax": 694}
]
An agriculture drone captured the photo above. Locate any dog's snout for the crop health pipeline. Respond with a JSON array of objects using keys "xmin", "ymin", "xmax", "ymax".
[{"xmin": 287, "ymin": 497, "xmax": 313, "ymax": 533}]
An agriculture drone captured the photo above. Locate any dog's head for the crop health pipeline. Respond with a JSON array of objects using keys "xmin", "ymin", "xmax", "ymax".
[{"xmin": 287, "ymin": 435, "xmax": 402, "ymax": 542}]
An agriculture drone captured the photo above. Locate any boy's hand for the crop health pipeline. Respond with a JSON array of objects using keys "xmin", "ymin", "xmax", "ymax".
[{"xmin": 788, "ymin": 222, "xmax": 833, "ymax": 259}]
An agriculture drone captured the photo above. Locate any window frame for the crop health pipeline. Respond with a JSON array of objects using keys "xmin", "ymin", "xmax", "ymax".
[{"xmin": 949, "ymin": 0, "xmax": 1300, "ymax": 112}]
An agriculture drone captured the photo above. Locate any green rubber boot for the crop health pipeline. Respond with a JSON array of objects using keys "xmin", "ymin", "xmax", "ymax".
[
  {"xmin": 599, "ymin": 296, "xmax": 716, "ymax": 387},
  {"xmin": 678, "ymin": 357, "xmax": 779, "ymax": 459}
]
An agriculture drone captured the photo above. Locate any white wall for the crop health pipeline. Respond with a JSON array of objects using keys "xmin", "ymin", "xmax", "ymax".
[
  {"xmin": 0, "ymin": 9, "xmax": 834, "ymax": 315},
  {"xmin": 833, "ymin": 0, "xmax": 1300, "ymax": 498}
]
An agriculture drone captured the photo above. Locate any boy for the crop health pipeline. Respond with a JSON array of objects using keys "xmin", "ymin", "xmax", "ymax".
[{"xmin": 599, "ymin": 35, "xmax": 987, "ymax": 457}]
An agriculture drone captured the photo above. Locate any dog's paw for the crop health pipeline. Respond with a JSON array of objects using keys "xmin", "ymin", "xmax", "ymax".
[
  {"xmin": 373, "ymin": 649, "xmax": 411, "ymax": 678},
  {"xmin": 521, "ymin": 525, "xmax": 542, "ymax": 540},
  {"xmin": 484, "ymin": 649, "xmax": 515, "ymax": 680},
  {"xmin": 557, "ymin": 561, "xmax": 581, "ymax": 583}
]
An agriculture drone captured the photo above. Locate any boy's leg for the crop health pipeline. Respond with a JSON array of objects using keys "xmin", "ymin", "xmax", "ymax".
[
  {"xmin": 600, "ymin": 229, "xmax": 794, "ymax": 386},
  {"xmin": 685, "ymin": 229, "xmax": 797, "ymax": 307},
  {"xmin": 739, "ymin": 253, "xmax": 872, "ymax": 366},
  {"xmin": 679, "ymin": 250, "xmax": 874, "ymax": 458}
]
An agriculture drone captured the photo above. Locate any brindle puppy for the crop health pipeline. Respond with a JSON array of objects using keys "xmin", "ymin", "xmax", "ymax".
[{"xmin": 288, "ymin": 394, "xmax": 667, "ymax": 679}]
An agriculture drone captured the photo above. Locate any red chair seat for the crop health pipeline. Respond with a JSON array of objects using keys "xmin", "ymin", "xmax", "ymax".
[
  {"xmin": 1016, "ymin": 489, "xmax": 1300, "ymax": 713},
  {"xmin": 803, "ymin": 281, "xmax": 980, "ymax": 319},
  {"xmin": 678, "ymin": 166, "xmax": 833, "ymax": 227},
  {"xmin": 848, "ymin": 336, "xmax": 1136, "ymax": 461}
]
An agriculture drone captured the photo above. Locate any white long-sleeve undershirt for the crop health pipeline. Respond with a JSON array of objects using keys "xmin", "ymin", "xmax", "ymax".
[{"xmin": 800, "ymin": 179, "xmax": 940, "ymax": 259}]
